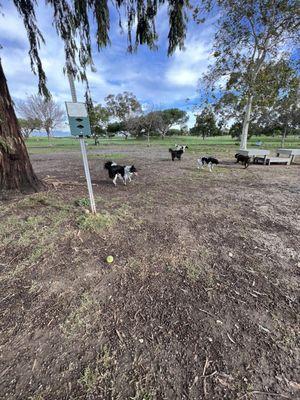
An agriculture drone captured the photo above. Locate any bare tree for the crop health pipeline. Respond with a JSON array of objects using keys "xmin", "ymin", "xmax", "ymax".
[{"xmin": 17, "ymin": 95, "xmax": 65, "ymax": 140}]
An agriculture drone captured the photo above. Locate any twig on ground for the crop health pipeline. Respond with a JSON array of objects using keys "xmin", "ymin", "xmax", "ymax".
[
  {"xmin": 258, "ymin": 325, "xmax": 270, "ymax": 333},
  {"xmin": 238, "ymin": 390, "xmax": 290, "ymax": 399},
  {"xmin": 199, "ymin": 308, "xmax": 220, "ymax": 320},
  {"xmin": 202, "ymin": 356, "xmax": 210, "ymax": 397},
  {"xmin": 227, "ymin": 332, "xmax": 236, "ymax": 344}
]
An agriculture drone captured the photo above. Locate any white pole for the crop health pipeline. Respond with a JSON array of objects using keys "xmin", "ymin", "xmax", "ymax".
[
  {"xmin": 79, "ymin": 138, "xmax": 96, "ymax": 213},
  {"xmin": 68, "ymin": 73, "xmax": 77, "ymax": 103},
  {"xmin": 67, "ymin": 73, "xmax": 97, "ymax": 214}
]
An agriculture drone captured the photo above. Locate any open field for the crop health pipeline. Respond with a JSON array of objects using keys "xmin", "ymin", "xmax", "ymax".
[
  {"xmin": 26, "ymin": 134, "xmax": 300, "ymax": 154},
  {"xmin": 1, "ymin": 139, "xmax": 300, "ymax": 399}
]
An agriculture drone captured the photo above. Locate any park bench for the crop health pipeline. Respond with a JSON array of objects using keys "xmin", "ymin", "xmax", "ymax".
[
  {"xmin": 254, "ymin": 156, "xmax": 291, "ymax": 165},
  {"xmin": 276, "ymin": 149, "xmax": 300, "ymax": 164}
]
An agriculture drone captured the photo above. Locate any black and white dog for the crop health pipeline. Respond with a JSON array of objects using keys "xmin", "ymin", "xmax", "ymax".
[
  {"xmin": 235, "ymin": 153, "xmax": 250, "ymax": 168},
  {"xmin": 104, "ymin": 161, "xmax": 137, "ymax": 186},
  {"xmin": 197, "ymin": 157, "xmax": 219, "ymax": 172},
  {"xmin": 174, "ymin": 144, "xmax": 188, "ymax": 152},
  {"xmin": 169, "ymin": 148, "xmax": 184, "ymax": 161},
  {"xmin": 169, "ymin": 145, "xmax": 188, "ymax": 161}
]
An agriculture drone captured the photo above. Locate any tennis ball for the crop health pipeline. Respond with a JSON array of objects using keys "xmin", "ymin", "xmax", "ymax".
[{"xmin": 106, "ymin": 255, "xmax": 114, "ymax": 263}]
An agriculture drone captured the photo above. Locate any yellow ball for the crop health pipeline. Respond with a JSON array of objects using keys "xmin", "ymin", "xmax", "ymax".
[{"xmin": 106, "ymin": 255, "xmax": 114, "ymax": 263}]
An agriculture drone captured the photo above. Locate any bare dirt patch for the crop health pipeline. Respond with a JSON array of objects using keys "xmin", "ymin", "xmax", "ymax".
[{"xmin": 1, "ymin": 145, "xmax": 299, "ymax": 400}]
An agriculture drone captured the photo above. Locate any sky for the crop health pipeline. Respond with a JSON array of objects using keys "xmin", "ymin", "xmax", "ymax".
[{"xmin": 0, "ymin": 1, "xmax": 218, "ymax": 130}]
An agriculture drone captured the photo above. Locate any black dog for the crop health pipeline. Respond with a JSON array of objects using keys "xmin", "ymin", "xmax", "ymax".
[
  {"xmin": 104, "ymin": 161, "xmax": 137, "ymax": 186},
  {"xmin": 169, "ymin": 148, "xmax": 184, "ymax": 161},
  {"xmin": 235, "ymin": 153, "xmax": 250, "ymax": 168}
]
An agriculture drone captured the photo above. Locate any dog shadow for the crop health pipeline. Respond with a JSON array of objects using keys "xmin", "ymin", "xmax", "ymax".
[
  {"xmin": 160, "ymin": 158, "xmax": 176, "ymax": 162},
  {"xmin": 92, "ymin": 179, "xmax": 111, "ymax": 186}
]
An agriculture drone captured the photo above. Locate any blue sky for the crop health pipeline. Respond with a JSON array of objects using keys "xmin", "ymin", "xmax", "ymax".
[{"xmin": 0, "ymin": 1, "xmax": 217, "ymax": 129}]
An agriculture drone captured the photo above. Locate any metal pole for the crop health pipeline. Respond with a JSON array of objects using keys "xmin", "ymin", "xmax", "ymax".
[
  {"xmin": 68, "ymin": 73, "xmax": 77, "ymax": 103},
  {"xmin": 80, "ymin": 138, "xmax": 96, "ymax": 213},
  {"xmin": 67, "ymin": 73, "xmax": 96, "ymax": 214}
]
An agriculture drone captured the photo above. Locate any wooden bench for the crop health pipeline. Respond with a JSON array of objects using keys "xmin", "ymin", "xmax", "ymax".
[
  {"xmin": 254, "ymin": 156, "xmax": 291, "ymax": 165},
  {"xmin": 276, "ymin": 149, "xmax": 300, "ymax": 164}
]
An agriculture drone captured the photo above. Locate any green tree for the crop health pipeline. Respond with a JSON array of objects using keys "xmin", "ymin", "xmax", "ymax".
[
  {"xmin": 213, "ymin": 59, "xmax": 300, "ymax": 138},
  {"xmin": 197, "ymin": 0, "xmax": 299, "ymax": 149},
  {"xmin": 192, "ymin": 108, "xmax": 220, "ymax": 139},
  {"xmin": 18, "ymin": 118, "xmax": 42, "ymax": 139},
  {"xmin": 105, "ymin": 92, "xmax": 142, "ymax": 138},
  {"xmin": 0, "ymin": 0, "xmax": 189, "ymax": 191},
  {"xmin": 156, "ymin": 108, "xmax": 188, "ymax": 139},
  {"xmin": 106, "ymin": 121, "xmax": 126, "ymax": 137},
  {"xmin": 88, "ymin": 104, "xmax": 110, "ymax": 144}
]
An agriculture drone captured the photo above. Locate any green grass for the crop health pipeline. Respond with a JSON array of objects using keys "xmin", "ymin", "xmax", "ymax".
[
  {"xmin": 25, "ymin": 135, "xmax": 300, "ymax": 155},
  {"xmin": 88, "ymin": 153, "xmax": 125, "ymax": 159},
  {"xmin": 77, "ymin": 212, "xmax": 115, "ymax": 233}
]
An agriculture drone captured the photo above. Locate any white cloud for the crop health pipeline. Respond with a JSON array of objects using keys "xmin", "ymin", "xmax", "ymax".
[
  {"xmin": 165, "ymin": 36, "xmax": 214, "ymax": 87},
  {"xmin": 0, "ymin": 9, "xmax": 27, "ymax": 44}
]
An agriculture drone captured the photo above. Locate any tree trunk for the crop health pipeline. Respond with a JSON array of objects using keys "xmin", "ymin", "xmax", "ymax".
[
  {"xmin": 240, "ymin": 95, "xmax": 253, "ymax": 150},
  {"xmin": 281, "ymin": 122, "xmax": 288, "ymax": 147},
  {"xmin": 0, "ymin": 59, "xmax": 40, "ymax": 192},
  {"xmin": 46, "ymin": 128, "xmax": 51, "ymax": 141}
]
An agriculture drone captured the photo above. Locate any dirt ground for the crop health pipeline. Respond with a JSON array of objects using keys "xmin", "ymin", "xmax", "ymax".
[{"xmin": 1, "ymin": 145, "xmax": 299, "ymax": 400}]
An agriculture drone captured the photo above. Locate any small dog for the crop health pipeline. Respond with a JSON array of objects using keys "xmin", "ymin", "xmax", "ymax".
[
  {"xmin": 197, "ymin": 157, "xmax": 219, "ymax": 172},
  {"xmin": 169, "ymin": 148, "xmax": 184, "ymax": 161},
  {"xmin": 175, "ymin": 144, "xmax": 188, "ymax": 152},
  {"xmin": 235, "ymin": 153, "xmax": 250, "ymax": 168},
  {"xmin": 104, "ymin": 161, "xmax": 137, "ymax": 186}
]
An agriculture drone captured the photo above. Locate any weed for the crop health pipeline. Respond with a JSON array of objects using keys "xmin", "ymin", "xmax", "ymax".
[
  {"xmin": 130, "ymin": 383, "xmax": 153, "ymax": 400},
  {"xmin": 79, "ymin": 365, "xmax": 99, "ymax": 392},
  {"xmin": 185, "ymin": 261, "xmax": 201, "ymax": 282},
  {"xmin": 74, "ymin": 197, "xmax": 90, "ymax": 207},
  {"xmin": 100, "ymin": 345, "xmax": 112, "ymax": 370},
  {"xmin": 28, "ymin": 280, "xmax": 41, "ymax": 294},
  {"xmin": 61, "ymin": 294, "xmax": 96, "ymax": 336}
]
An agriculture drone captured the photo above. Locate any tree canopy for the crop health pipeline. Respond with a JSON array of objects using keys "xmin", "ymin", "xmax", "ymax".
[
  {"xmin": 197, "ymin": 0, "xmax": 300, "ymax": 148},
  {"xmin": 1, "ymin": 0, "xmax": 189, "ymax": 98},
  {"xmin": 192, "ymin": 107, "xmax": 221, "ymax": 139},
  {"xmin": 18, "ymin": 118, "xmax": 42, "ymax": 139},
  {"xmin": 105, "ymin": 92, "xmax": 142, "ymax": 123},
  {"xmin": 156, "ymin": 108, "xmax": 188, "ymax": 138},
  {"xmin": 88, "ymin": 104, "xmax": 110, "ymax": 143}
]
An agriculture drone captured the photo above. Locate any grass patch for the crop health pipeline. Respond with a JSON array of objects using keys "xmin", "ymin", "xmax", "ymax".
[
  {"xmin": 77, "ymin": 212, "xmax": 115, "ymax": 233},
  {"xmin": 26, "ymin": 135, "xmax": 300, "ymax": 156},
  {"xmin": 130, "ymin": 388, "xmax": 153, "ymax": 400},
  {"xmin": 78, "ymin": 346, "xmax": 113, "ymax": 393},
  {"xmin": 88, "ymin": 153, "xmax": 124, "ymax": 159},
  {"xmin": 74, "ymin": 197, "xmax": 91, "ymax": 208},
  {"xmin": 62, "ymin": 294, "xmax": 97, "ymax": 336},
  {"xmin": 78, "ymin": 365, "xmax": 99, "ymax": 392},
  {"xmin": 77, "ymin": 204, "xmax": 140, "ymax": 233},
  {"xmin": 0, "ymin": 194, "xmax": 73, "ymax": 280}
]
